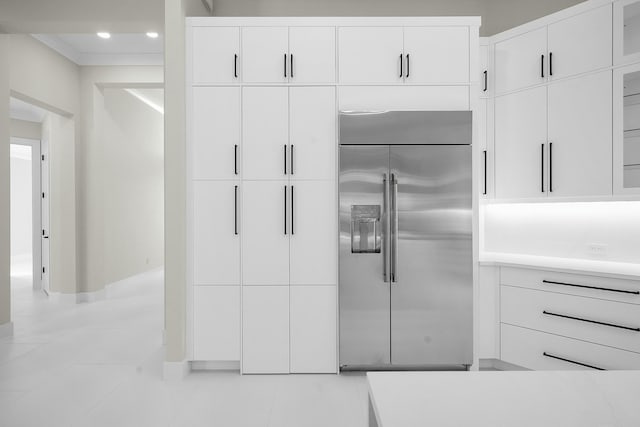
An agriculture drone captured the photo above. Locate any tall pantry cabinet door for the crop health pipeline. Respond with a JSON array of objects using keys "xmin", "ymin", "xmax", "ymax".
[
  {"xmin": 242, "ymin": 286, "xmax": 290, "ymax": 374},
  {"xmin": 290, "ymin": 181, "xmax": 337, "ymax": 286},
  {"xmin": 547, "ymin": 71, "xmax": 612, "ymax": 197},
  {"xmin": 494, "ymin": 27, "xmax": 547, "ymax": 95},
  {"xmin": 193, "ymin": 182, "xmax": 240, "ymax": 285},
  {"xmin": 290, "ymin": 286, "xmax": 337, "ymax": 373},
  {"xmin": 193, "ymin": 286, "xmax": 240, "ymax": 361},
  {"xmin": 192, "ymin": 87, "xmax": 241, "ymax": 180},
  {"xmin": 547, "ymin": 5, "xmax": 612, "ymax": 81},
  {"xmin": 289, "ymin": 27, "xmax": 336, "ymax": 83},
  {"xmin": 191, "ymin": 27, "xmax": 240, "ymax": 84},
  {"xmin": 243, "ymin": 87, "xmax": 289, "ymax": 180},
  {"xmin": 242, "ymin": 27, "xmax": 289, "ymax": 83},
  {"xmin": 289, "ymin": 87, "xmax": 336, "ymax": 180},
  {"xmin": 494, "ymin": 86, "xmax": 548, "ymax": 199},
  {"xmin": 338, "ymin": 27, "xmax": 404, "ymax": 84},
  {"xmin": 403, "ymin": 27, "xmax": 469, "ymax": 84},
  {"xmin": 242, "ymin": 180, "xmax": 290, "ymax": 285}
]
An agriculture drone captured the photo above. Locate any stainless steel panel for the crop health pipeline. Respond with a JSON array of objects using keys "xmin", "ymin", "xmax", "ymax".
[
  {"xmin": 339, "ymin": 146, "xmax": 391, "ymax": 367},
  {"xmin": 340, "ymin": 111, "xmax": 472, "ymax": 146},
  {"xmin": 390, "ymin": 145, "xmax": 473, "ymax": 366}
]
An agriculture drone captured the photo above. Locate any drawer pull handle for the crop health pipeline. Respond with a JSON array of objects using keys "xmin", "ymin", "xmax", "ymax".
[
  {"xmin": 543, "ymin": 352, "xmax": 605, "ymax": 371},
  {"xmin": 542, "ymin": 280, "xmax": 640, "ymax": 295},
  {"xmin": 542, "ymin": 310, "xmax": 640, "ymax": 332}
]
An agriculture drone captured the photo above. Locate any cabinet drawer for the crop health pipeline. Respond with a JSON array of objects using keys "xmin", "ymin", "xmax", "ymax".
[
  {"xmin": 501, "ymin": 285, "xmax": 640, "ymax": 353},
  {"xmin": 500, "ymin": 267, "xmax": 640, "ymax": 305},
  {"xmin": 501, "ymin": 323, "xmax": 640, "ymax": 370}
]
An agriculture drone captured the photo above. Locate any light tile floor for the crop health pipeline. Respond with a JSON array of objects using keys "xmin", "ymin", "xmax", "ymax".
[{"xmin": 1, "ymin": 269, "xmax": 369, "ymax": 427}]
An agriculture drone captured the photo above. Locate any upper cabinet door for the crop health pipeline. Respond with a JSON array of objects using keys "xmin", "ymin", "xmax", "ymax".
[
  {"xmin": 403, "ymin": 27, "xmax": 469, "ymax": 84},
  {"xmin": 192, "ymin": 27, "xmax": 240, "ymax": 84},
  {"xmin": 243, "ymin": 87, "xmax": 289, "ymax": 180},
  {"xmin": 338, "ymin": 27, "xmax": 404, "ymax": 84},
  {"xmin": 494, "ymin": 86, "xmax": 548, "ymax": 199},
  {"xmin": 548, "ymin": 71, "xmax": 613, "ymax": 198},
  {"xmin": 548, "ymin": 5, "xmax": 612, "ymax": 81},
  {"xmin": 495, "ymin": 27, "xmax": 547, "ymax": 95},
  {"xmin": 289, "ymin": 87, "xmax": 336, "ymax": 181},
  {"xmin": 289, "ymin": 27, "xmax": 336, "ymax": 83},
  {"xmin": 192, "ymin": 87, "xmax": 241, "ymax": 180},
  {"xmin": 242, "ymin": 27, "xmax": 289, "ymax": 83}
]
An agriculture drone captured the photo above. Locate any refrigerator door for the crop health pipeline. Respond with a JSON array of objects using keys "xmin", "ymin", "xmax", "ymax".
[
  {"xmin": 390, "ymin": 145, "xmax": 472, "ymax": 366},
  {"xmin": 339, "ymin": 145, "xmax": 391, "ymax": 367}
]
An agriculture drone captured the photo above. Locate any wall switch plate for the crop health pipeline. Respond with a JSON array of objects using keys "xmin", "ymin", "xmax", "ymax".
[{"xmin": 587, "ymin": 244, "xmax": 608, "ymax": 257}]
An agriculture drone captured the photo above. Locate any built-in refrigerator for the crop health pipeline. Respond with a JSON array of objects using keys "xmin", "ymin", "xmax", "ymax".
[{"xmin": 339, "ymin": 111, "xmax": 473, "ymax": 370}]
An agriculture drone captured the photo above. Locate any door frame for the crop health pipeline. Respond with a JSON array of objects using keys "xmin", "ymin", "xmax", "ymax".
[{"xmin": 9, "ymin": 137, "xmax": 43, "ymax": 291}]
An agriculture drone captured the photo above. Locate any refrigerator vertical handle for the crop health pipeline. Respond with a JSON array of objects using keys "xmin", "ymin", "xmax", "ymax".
[
  {"xmin": 382, "ymin": 173, "xmax": 389, "ymax": 282},
  {"xmin": 391, "ymin": 173, "xmax": 398, "ymax": 283}
]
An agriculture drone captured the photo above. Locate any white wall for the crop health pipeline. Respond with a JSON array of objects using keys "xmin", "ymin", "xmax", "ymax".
[
  {"xmin": 483, "ymin": 202, "xmax": 640, "ymax": 263},
  {"xmin": 101, "ymin": 88, "xmax": 164, "ymax": 285},
  {"xmin": 10, "ymin": 119, "xmax": 41, "ymax": 140},
  {"xmin": 0, "ymin": 34, "xmax": 11, "ymax": 326},
  {"xmin": 9, "ymin": 145, "xmax": 32, "ymax": 260}
]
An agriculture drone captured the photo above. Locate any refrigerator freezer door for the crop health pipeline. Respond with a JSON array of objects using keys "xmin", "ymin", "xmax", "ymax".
[
  {"xmin": 390, "ymin": 145, "xmax": 473, "ymax": 366},
  {"xmin": 339, "ymin": 145, "xmax": 391, "ymax": 367}
]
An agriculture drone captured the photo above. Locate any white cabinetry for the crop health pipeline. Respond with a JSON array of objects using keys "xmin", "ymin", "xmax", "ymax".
[
  {"xmin": 193, "ymin": 286, "xmax": 240, "ymax": 360},
  {"xmin": 191, "ymin": 27, "xmax": 240, "ymax": 84},
  {"xmin": 242, "ymin": 27, "xmax": 289, "ymax": 83},
  {"xmin": 404, "ymin": 27, "xmax": 469, "ymax": 84},
  {"xmin": 494, "ymin": 27, "xmax": 546, "ymax": 95},
  {"xmin": 338, "ymin": 27, "xmax": 404, "ymax": 84},
  {"xmin": 289, "ymin": 27, "xmax": 336, "ymax": 83},
  {"xmin": 242, "ymin": 286, "xmax": 290, "ymax": 373}
]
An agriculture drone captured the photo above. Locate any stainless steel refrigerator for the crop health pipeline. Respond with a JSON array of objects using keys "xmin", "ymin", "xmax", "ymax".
[{"xmin": 339, "ymin": 111, "xmax": 473, "ymax": 370}]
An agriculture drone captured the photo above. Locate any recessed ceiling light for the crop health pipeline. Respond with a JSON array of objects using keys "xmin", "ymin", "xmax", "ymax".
[
  {"xmin": 97, "ymin": 32, "xmax": 111, "ymax": 39},
  {"xmin": 146, "ymin": 32, "xmax": 159, "ymax": 39}
]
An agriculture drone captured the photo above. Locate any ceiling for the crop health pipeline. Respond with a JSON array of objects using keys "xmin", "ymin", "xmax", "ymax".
[
  {"xmin": 33, "ymin": 33, "xmax": 164, "ymax": 66},
  {"xmin": 10, "ymin": 97, "xmax": 48, "ymax": 123}
]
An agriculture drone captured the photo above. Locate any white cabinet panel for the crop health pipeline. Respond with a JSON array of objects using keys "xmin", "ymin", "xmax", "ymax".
[
  {"xmin": 495, "ymin": 27, "xmax": 547, "ymax": 94},
  {"xmin": 242, "ymin": 181, "xmax": 289, "ymax": 285},
  {"xmin": 548, "ymin": 71, "xmax": 612, "ymax": 197},
  {"xmin": 193, "ymin": 181, "xmax": 240, "ymax": 285},
  {"xmin": 242, "ymin": 286, "xmax": 290, "ymax": 374},
  {"xmin": 404, "ymin": 27, "xmax": 469, "ymax": 84},
  {"xmin": 289, "ymin": 27, "xmax": 336, "ymax": 83},
  {"xmin": 192, "ymin": 87, "xmax": 241, "ymax": 180},
  {"xmin": 338, "ymin": 27, "xmax": 404, "ymax": 84},
  {"xmin": 290, "ymin": 181, "xmax": 337, "ymax": 286},
  {"xmin": 290, "ymin": 286, "xmax": 337, "ymax": 373},
  {"xmin": 192, "ymin": 27, "xmax": 240, "ymax": 84},
  {"xmin": 242, "ymin": 27, "xmax": 289, "ymax": 83},
  {"xmin": 494, "ymin": 86, "xmax": 547, "ymax": 199},
  {"xmin": 548, "ymin": 5, "xmax": 612, "ymax": 81},
  {"xmin": 193, "ymin": 286, "xmax": 240, "ymax": 361},
  {"xmin": 338, "ymin": 86, "xmax": 469, "ymax": 111},
  {"xmin": 289, "ymin": 87, "xmax": 336, "ymax": 181},
  {"xmin": 242, "ymin": 87, "xmax": 289, "ymax": 180}
]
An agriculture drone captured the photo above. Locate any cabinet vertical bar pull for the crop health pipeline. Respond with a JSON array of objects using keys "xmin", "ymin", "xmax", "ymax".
[
  {"xmin": 291, "ymin": 185, "xmax": 294, "ymax": 235},
  {"xmin": 284, "ymin": 144, "xmax": 287, "ymax": 175},
  {"xmin": 382, "ymin": 174, "xmax": 389, "ymax": 282},
  {"xmin": 290, "ymin": 144, "xmax": 294, "ymax": 175},
  {"xmin": 234, "ymin": 185, "xmax": 238, "ymax": 235},
  {"xmin": 284, "ymin": 53, "xmax": 287, "ymax": 78},
  {"xmin": 405, "ymin": 54, "xmax": 410, "ymax": 78},
  {"xmin": 234, "ymin": 144, "xmax": 238, "ymax": 175},
  {"xmin": 483, "ymin": 70, "xmax": 488, "ymax": 92},
  {"xmin": 399, "ymin": 54, "xmax": 403, "ymax": 78},
  {"xmin": 541, "ymin": 54, "xmax": 545, "ymax": 78},
  {"xmin": 543, "ymin": 352, "xmax": 604, "ymax": 370},
  {"xmin": 290, "ymin": 54, "xmax": 294, "ymax": 78},
  {"xmin": 234, "ymin": 54, "xmax": 238, "ymax": 78},
  {"xmin": 483, "ymin": 150, "xmax": 487, "ymax": 195},
  {"xmin": 549, "ymin": 142, "xmax": 553, "ymax": 192},
  {"xmin": 549, "ymin": 52, "xmax": 553, "ymax": 76},
  {"xmin": 541, "ymin": 143, "xmax": 545, "ymax": 193},
  {"xmin": 284, "ymin": 185, "xmax": 287, "ymax": 235}
]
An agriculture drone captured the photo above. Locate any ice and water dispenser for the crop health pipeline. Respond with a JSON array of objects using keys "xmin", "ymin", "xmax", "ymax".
[{"xmin": 350, "ymin": 205, "xmax": 381, "ymax": 254}]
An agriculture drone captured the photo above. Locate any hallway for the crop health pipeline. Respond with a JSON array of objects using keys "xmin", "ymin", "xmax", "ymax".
[{"xmin": 0, "ymin": 270, "xmax": 367, "ymax": 427}]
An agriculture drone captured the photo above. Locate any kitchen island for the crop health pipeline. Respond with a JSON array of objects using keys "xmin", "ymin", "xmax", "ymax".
[{"xmin": 367, "ymin": 370, "xmax": 640, "ymax": 427}]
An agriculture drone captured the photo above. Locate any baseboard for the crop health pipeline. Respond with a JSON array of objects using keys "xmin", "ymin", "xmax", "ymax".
[
  {"xmin": 163, "ymin": 360, "xmax": 190, "ymax": 381},
  {"xmin": 51, "ymin": 288, "xmax": 107, "ymax": 304},
  {"xmin": 0, "ymin": 322, "xmax": 14, "ymax": 339},
  {"xmin": 191, "ymin": 361, "xmax": 241, "ymax": 371}
]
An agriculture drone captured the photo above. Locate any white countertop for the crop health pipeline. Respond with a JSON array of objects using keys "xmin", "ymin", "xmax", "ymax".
[
  {"xmin": 479, "ymin": 252, "xmax": 640, "ymax": 279},
  {"xmin": 367, "ymin": 371, "xmax": 640, "ymax": 427}
]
